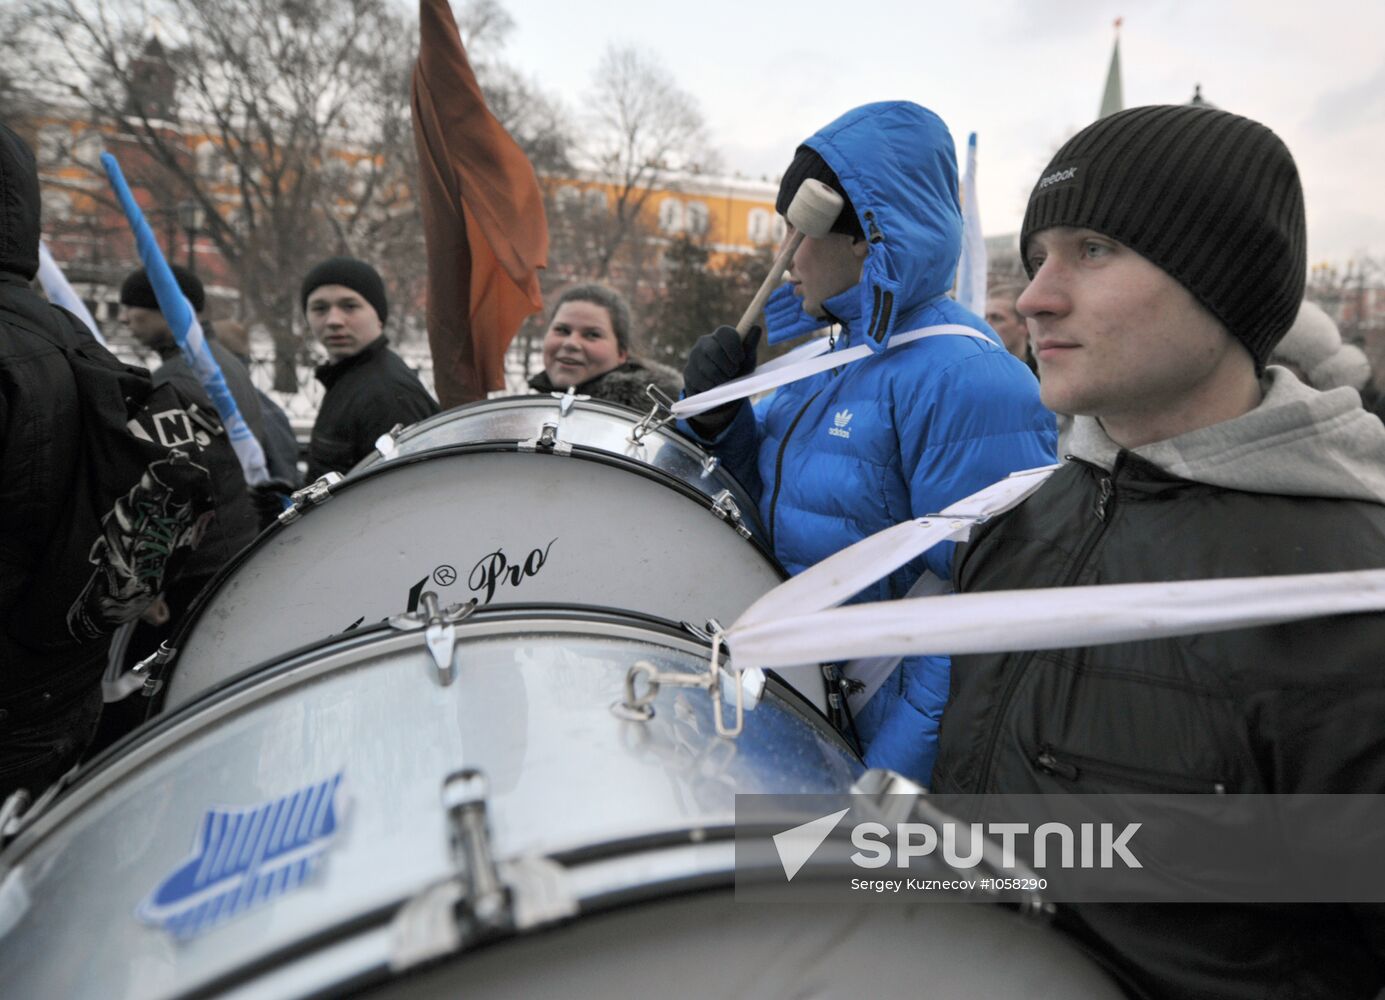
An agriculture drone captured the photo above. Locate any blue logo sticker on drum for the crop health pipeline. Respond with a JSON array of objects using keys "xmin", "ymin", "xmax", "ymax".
[{"xmin": 137, "ymin": 773, "xmax": 346, "ymax": 941}]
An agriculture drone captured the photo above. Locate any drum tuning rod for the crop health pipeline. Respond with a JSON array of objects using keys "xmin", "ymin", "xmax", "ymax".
[{"xmin": 735, "ymin": 178, "xmax": 844, "ymax": 339}]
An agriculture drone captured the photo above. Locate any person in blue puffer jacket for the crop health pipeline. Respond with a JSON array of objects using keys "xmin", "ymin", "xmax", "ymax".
[{"xmin": 680, "ymin": 101, "xmax": 1056, "ymax": 784}]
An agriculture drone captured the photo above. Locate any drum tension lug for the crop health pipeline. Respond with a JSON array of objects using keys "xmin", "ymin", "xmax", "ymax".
[
  {"xmin": 388, "ymin": 593, "xmax": 476, "ymax": 685},
  {"xmin": 520, "ymin": 421, "xmax": 573, "ymax": 456},
  {"xmin": 278, "ymin": 472, "xmax": 343, "ymax": 525},
  {"xmin": 0, "ymin": 788, "xmax": 31, "ymax": 844},
  {"xmin": 444, "ymin": 769, "xmax": 509, "ymax": 929},
  {"xmin": 132, "ymin": 641, "xmax": 175, "ymax": 698},
  {"xmin": 709, "ymin": 490, "xmax": 754, "ymax": 540},
  {"xmin": 373, "ymin": 424, "xmax": 404, "ymax": 462},
  {"xmin": 549, "ymin": 385, "xmax": 587, "ymax": 418}
]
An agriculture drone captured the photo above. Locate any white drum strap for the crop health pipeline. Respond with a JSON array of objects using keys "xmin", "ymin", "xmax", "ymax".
[
  {"xmin": 724, "ymin": 464, "xmax": 1385, "ymax": 678},
  {"xmin": 671, "ymin": 324, "xmax": 993, "ymax": 419},
  {"xmin": 728, "ymin": 463, "xmax": 1059, "ymax": 711},
  {"xmin": 727, "ymin": 567, "xmax": 1385, "ymax": 673}
]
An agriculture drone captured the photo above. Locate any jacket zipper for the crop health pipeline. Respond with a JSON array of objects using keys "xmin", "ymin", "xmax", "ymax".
[
  {"xmin": 1034, "ymin": 744, "xmax": 1228, "ymax": 794},
  {"xmin": 767, "ymin": 387, "xmax": 825, "ymax": 547},
  {"xmin": 973, "ymin": 456, "xmax": 1124, "ymax": 791}
]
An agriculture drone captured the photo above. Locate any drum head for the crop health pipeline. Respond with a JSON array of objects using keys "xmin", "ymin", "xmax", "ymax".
[
  {"xmin": 0, "ymin": 612, "xmax": 858, "ymax": 1000},
  {"xmin": 356, "ymin": 394, "xmax": 767, "ymax": 541},
  {"xmin": 164, "ymin": 445, "xmax": 786, "ymax": 712}
]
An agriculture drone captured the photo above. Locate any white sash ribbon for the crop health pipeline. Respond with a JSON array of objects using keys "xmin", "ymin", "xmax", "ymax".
[
  {"xmin": 671, "ymin": 324, "xmax": 994, "ymax": 419},
  {"xmin": 722, "ymin": 467, "xmax": 1385, "ymax": 709}
]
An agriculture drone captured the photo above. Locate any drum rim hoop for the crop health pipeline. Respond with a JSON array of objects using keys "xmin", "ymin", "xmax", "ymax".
[{"xmin": 3, "ymin": 608, "xmax": 848, "ymax": 863}]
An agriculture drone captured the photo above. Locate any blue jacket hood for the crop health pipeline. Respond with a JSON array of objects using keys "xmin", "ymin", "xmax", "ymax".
[{"xmin": 773, "ymin": 102, "xmax": 962, "ymax": 350}]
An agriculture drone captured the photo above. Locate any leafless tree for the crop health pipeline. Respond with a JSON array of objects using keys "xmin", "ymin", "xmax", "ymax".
[
  {"xmin": 581, "ymin": 45, "xmax": 710, "ymax": 280},
  {"xmin": 8, "ymin": 0, "xmax": 429, "ymax": 389}
]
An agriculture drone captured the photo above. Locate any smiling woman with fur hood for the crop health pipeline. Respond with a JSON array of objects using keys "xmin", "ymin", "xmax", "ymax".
[{"xmin": 527, "ymin": 283, "xmax": 681, "ymax": 410}]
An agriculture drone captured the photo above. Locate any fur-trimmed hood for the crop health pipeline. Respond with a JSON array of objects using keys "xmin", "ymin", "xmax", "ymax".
[{"xmin": 528, "ymin": 357, "xmax": 683, "ymax": 411}]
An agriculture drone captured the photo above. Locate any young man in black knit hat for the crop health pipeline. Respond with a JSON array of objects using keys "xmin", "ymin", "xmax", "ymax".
[
  {"xmin": 301, "ymin": 256, "xmax": 438, "ymax": 480},
  {"xmin": 933, "ymin": 105, "xmax": 1385, "ymax": 999}
]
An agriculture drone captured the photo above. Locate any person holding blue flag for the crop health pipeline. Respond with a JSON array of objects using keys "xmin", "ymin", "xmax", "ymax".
[{"xmin": 680, "ymin": 102, "xmax": 1056, "ymax": 784}]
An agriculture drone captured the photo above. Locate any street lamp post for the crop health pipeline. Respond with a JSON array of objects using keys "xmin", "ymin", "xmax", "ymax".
[{"xmin": 178, "ymin": 200, "xmax": 205, "ymax": 274}]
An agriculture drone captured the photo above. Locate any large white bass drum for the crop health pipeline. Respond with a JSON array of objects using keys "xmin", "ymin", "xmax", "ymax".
[
  {"xmin": 158, "ymin": 436, "xmax": 787, "ymax": 714},
  {"xmin": 354, "ymin": 393, "xmax": 765, "ymax": 539},
  {"xmin": 0, "ymin": 611, "xmax": 1122, "ymax": 1000}
]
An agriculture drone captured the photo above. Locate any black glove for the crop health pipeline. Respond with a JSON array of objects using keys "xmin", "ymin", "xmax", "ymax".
[
  {"xmin": 250, "ymin": 480, "xmax": 295, "ymax": 531},
  {"xmin": 683, "ymin": 324, "xmax": 761, "ymax": 438}
]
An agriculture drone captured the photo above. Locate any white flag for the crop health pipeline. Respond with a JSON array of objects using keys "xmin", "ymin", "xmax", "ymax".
[{"xmin": 955, "ymin": 132, "xmax": 987, "ymax": 316}]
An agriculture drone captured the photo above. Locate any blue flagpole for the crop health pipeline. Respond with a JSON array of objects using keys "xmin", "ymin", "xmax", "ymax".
[{"xmin": 101, "ymin": 152, "xmax": 270, "ymax": 486}]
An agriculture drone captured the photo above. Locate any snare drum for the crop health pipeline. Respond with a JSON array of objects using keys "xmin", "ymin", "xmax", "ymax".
[
  {"xmin": 355, "ymin": 394, "xmax": 765, "ymax": 538},
  {"xmin": 0, "ymin": 610, "xmax": 1122, "ymax": 1000},
  {"xmin": 160, "ymin": 442, "xmax": 790, "ymax": 714}
]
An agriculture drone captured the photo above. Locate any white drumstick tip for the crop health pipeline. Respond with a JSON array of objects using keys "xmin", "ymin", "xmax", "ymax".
[{"xmin": 785, "ymin": 178, "xmax": 845, "ymax": 238}]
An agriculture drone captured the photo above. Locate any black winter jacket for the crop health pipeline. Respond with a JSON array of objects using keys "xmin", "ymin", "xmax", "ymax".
[
  {"xmin": 0, "ymin": 273, "xmax": 101, "ymax": 695},
  {"xmin": 307, "ymin": 337, "xmax": 438, "ymax": 481},
  {"xmin": 935, "ymin": 451, "xmax": 1385, "ymax": 1000}
]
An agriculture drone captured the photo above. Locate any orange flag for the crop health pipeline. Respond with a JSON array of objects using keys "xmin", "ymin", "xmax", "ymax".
[{"xmin": 411, "ymin": 0, "xmax": 548, "ymax": 408}]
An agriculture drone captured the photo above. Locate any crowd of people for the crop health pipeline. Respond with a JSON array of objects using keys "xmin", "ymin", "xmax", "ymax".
[{"xmin": 4, "ymin": 89, "xmax": 1385, "ymax": 998}]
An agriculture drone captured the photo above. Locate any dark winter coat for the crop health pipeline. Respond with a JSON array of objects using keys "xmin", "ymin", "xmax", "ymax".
[
  {"xmin": 149, "ymin": 338, "xmax": 261, "ymax": 590},
  {"xmin": 934, "ymin": 372, "xmax": 1385, "ymax": 1000},
  {"xmin": 0, "ymin": 124, "xmax": 105, "ymax": 776},
  {"xmin": 307, "ymin": 336, "xmax": 439, "ymax": 481},
  {"xmin": 527, "ymin": 357, "xmax": 683, "ymax": 411}
]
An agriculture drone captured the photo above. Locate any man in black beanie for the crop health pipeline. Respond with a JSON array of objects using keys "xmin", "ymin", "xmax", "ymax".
[
  {"xmin": 301, "ymin": 256, "xmax": 438, "ymax": 480},
  {"xmin": 933, "ymin": 105, "xmax": 1385, "ymax": 998}
]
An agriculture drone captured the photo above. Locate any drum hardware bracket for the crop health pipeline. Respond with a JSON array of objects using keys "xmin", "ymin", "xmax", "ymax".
[
  {"xmin": 700, "ymin": 453, "xmax": 720, "ymax": 480},
  {"xmin": 389, "ymin": 767, "xmax": 577, "ymax": 972},
  {"xmin": 519, "ymin": 421, "xmax": 573, "ymax": 456},
  {"xmin": 611, "ymin": 621, "xmax": 746, "ymax": 738},
  {"xmin": 129, "ymin": 642, "xmax": 175, "ymax": 699},
  {"xmin": 630, "ymin": 384, "xmax": 676, "ymax": 445},
  {"xmin": 0, "ymin": 789, "xmax": 31, "ymax": 844},
  {"xmin": 549, "ymin": 385, "xmax": 587, "ymax": 418},
  {"xmin": 709, "ymin": 490, "xmax": 753, "ymax": 540},
  {"xmin": 0, "ymin": 757, "xmax": 76, "ymax": 846},
  {"xmin": 373, "ymin": 424, "xmax": 404, "ymax": 462},
  {"xmin": 278, "ymin": 472, "xmax": 343, "ymax": 525},
  {"xmin": 387, "ymin": 593, "xmax": 477, "ymax": 684}
]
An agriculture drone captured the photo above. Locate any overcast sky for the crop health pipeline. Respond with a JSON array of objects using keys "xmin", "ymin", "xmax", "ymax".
[{"xmin": 493, "ymin": 0, "xmax": 1385, "ymax": 265}]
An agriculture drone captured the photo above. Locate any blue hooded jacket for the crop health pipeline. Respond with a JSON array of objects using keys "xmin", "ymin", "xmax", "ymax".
[{"xmin": 689, "ymin": 102, "xmax": 1056, "ymax": 783}]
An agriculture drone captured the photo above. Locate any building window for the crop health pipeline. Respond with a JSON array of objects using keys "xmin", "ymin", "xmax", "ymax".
[
  {"xmin": 658, "ymin": 198, "xmax": 684, "ymax": 233},
  {"xmin": 747, "ymin": 208, "xmax": 771, "ymax": 243},
  {"xmin": 771, "ymin": 215, "xmax": 788, "ymax": 243},
  {"xmin": 685, "ymin": 201, "xmax": 709, "ymax": 236},
  {"xmin": 555, "ymin": 185, "xmax": 582, "ymax": 210},
  {"xmin": 585, "ymin": 188, "xmax": 607, "ymax": 212}
]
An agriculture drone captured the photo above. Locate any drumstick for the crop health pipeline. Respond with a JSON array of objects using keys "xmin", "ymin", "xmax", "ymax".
[{"xmin": 735, "ymin": 178, "xmax": 845, "ymax": 339}]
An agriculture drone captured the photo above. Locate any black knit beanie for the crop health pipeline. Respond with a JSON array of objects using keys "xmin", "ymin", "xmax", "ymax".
[
  {"xmin": 120, "ymin": 264, "xmax": 206, "ymax": 314},
  {"xmin": 776, "ymin": 145, "xmax": 864, "ymax": 240},
  {"xmin": 1021, "ymin": 104, "xmax": 1306, "ymax": 370},
  {"xmin": 300, "ymin": 256, "xmax": 389, "ymax": 325}
]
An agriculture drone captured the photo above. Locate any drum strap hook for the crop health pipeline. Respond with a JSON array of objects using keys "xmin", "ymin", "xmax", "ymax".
[
  {"xmin": 630, "ymin": 384, "xmax": 676, "ymax": 445},
  {"xmin": 608, "ymin": 621, "xmax": 746, "ymax": 738}
]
